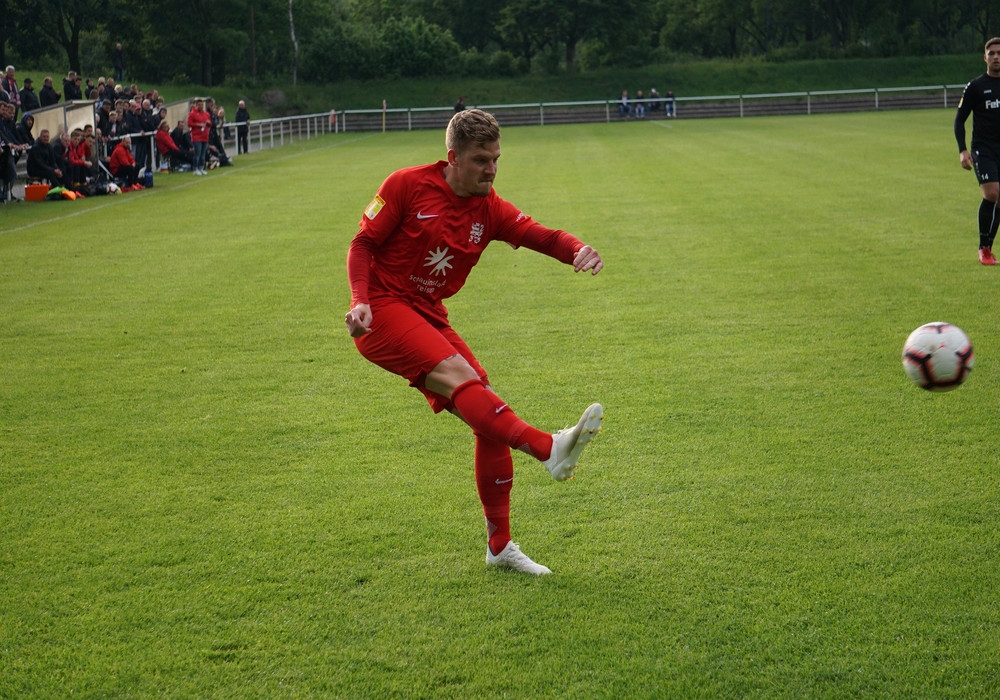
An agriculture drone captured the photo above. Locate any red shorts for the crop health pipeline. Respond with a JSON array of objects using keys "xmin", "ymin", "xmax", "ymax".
[{"xmin": 353, "ymin": 300, "xmax": 487, "ymax": 412}]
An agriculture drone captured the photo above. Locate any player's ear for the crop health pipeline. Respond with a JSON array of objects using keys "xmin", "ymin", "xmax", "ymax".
[{"xmin": 447, "ymin": 148, "xmax": 458, "ymax": 167}]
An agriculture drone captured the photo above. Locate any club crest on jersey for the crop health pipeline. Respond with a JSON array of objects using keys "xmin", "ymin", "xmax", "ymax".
[
  {"xmin": 365, "ymin": 195, "xmax": 385, "ymax": 220},
  {"xmin": 424, "ymin": 246, "xmax": 454, "ymax": 276},
  {"xmin": 469, "ymin": 222, "xmax": 484, "ymax": 245}
]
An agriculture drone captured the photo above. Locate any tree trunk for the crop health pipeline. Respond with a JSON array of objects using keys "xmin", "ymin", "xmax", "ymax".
[{"xmin": 289, "ymin": 0, "xmax": 298, "ymax": 86}]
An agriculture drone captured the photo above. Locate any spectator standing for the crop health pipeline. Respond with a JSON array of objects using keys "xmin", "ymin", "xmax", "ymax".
[
  {"xmin": 96, "ymin": 100, "xmax": 112, "ymax": 137},
  {"xmin": 204, "ymin": 98, "xmax": 230, "ymax": 167},
  {"xmin": 665, "ymin": 90, "xmax": 676, "ymax": 117},
  {"xmin": 187, "ymin": 99, "xmax": 212, "ymax": 175},
  {"xmin": 235, "ymin": 100, "xmax": 250, "ymax": 154},
  {"xmin": 112, "ymin": 43, "xmax": 125, "ymax": 82},
  {"xmin": 63, "ymin": 71, "xmax": 82, "ymax": 101},
  {"xmin": 454, "ymin": 96, "xmax": 465, "ymax": 112},
  {"xmin": 39, "ymin": 77, "xmax": 61, "ymax": 106},
  {"xmin": 1, "ymin": 102, "xmax": 28, "ymax": 200},
  {"xmin": 2, "ymin": 66, "xmax": 20, "ymax": 119},
  {"xmin": 19, "ymin": 78, "xmax": 40, "ymax": 113}
]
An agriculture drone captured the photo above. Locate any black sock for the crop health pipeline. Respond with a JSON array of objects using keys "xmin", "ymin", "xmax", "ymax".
[
  {"xmin": 979, "ymin": 199, "xmax": 998, "ymax": 248},
  {"xmin": 991, "ymin": 202, "xmax": 1000, "ymax": 248}
]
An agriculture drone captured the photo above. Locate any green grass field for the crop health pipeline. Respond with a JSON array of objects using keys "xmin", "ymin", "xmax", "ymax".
[{"xmin": 3, "ymin": 110, "xmax": 999, "ymax": 697}]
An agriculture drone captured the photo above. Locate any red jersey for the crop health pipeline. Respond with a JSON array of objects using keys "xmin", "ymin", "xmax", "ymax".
[{"xmin": 348, "ymin": 161, "xmax": 583, "ymax": 324}]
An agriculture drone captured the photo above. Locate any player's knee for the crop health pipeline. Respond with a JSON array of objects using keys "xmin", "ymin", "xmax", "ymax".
[{"xmin": 425, "ymin": 355, "xmax": 480, "ymax": 397}]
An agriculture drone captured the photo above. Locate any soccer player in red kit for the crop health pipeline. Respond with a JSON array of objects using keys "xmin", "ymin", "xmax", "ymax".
[{"xmin": 345, "ymin": 109, "xmax": 604, "ymax": 575}]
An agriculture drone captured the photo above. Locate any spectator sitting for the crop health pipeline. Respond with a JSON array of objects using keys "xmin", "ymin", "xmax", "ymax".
[
  {"xmin": 618, "ymin": 90, "xmax": 630, "ymax": 117},
  {"xmin": 26, "ymin": 129, "xmax": 64, "ymax": 185},
  {"xmin": 634, "ymin": 90, "xmax": 646, "ymax": 118},
  {"xmin": 171, "ymin": 120, "xmax": 192, "ymax": 152},
  {"xmin": 155, "ymin": 120, "xmax": 193, "ymax": 170},
  {"xmin": 54, "ymin": 131, "xmax": 72, "ymax": 181},
  {"xmin": 648, "ymin": 88, "xmax": 661, "ymax": 112},
  {"xmin": 19, "ymin": 78, "xmax": 40, "ymax": 113},
  {"xmin": 67, "ymin": 129, "xmax": 90, "ymax": 184},
  {"xmin": 15, "ymin": 112, "xmax": 34, "ymax": 147},
  {"xmin": 39, "ymin": 77, "xmax": 61, "ymax": 106},
  {"xmin": 78, "ymin": 131, "xmax": 99, "ymax": 182},
  {"xmin": 109, "ymin": 135, "xmax": 141, "ymax": 186}
]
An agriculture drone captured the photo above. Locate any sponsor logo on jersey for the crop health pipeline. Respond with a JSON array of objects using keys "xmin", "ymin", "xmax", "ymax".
[
  {"xmin": 416, "ymin": 211, "xmax": 438, "ymax": 220},
  {"xmin": 469, "ymin": 222, "xmax": 484, "ymax": 245},
  {"xmin": 987, "ymin": 99, "xmax": 1000, "ymax": 109},
  {"xmin": 424, "ymin": 246, "xmax": 454, "ymax": 276},
  {"xmin": 365, "ymin": 195, "xmax": 385, "ymax": 220}
]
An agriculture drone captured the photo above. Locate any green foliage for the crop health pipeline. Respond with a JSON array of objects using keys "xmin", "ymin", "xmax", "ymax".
[
  {"xmin": 3, "ymin": 111, "xmax": 1000, "ymax": 695},
  {"xmin": 4, "ymin": 0, "xmax": 999, "ymax": 86}
]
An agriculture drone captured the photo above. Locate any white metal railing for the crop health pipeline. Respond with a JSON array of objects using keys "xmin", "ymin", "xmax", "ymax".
[
  {"xmin": 8, "ymin": 83, "xmax": 972, "ymax": 195},
  {"xmin": 332, "ymin": 84, "xmax": 969, "ymax": 132}
]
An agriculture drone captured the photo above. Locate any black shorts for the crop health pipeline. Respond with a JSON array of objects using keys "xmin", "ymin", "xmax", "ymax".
[{"xmin": 972, "ymin": 145, "xmax": 1000, "ymax": 185}]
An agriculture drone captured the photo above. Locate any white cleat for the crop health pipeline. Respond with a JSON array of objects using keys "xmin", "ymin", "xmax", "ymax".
[
  {"xmin": 542, "ymin": 403, "xmax": 604, "ymax": 481},
  {"xmin": 486, "ymin": 541, "xmax": 552, "ymax": 575}
]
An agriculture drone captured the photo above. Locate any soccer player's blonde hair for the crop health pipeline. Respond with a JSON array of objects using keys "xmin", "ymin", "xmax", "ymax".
[{"xmin": 446, "ymin": 109, "xmax": 500, "ymax": 154}]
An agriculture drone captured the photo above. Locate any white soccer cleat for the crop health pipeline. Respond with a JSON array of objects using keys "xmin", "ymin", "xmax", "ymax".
[
  {"xmin": 486, "ymin": 541, "xmax": 552, "ymax": 575},
  {"xmin": 542, "ymin": 403, "xmax": 604, "ymax": 481}
]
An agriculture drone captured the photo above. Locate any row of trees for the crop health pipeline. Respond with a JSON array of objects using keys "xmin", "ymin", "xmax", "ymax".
[{"xmin": 0, "ymin": 0, "xmax": 997, "ymax": 87}]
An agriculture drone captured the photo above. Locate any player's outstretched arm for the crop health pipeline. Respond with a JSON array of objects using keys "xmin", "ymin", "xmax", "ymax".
[
  {"xmin": 572, "ymin": 245, "xmax": 604, "ymax": 275},
  {"xmin": 345, "ymin": 303, "xmax": 372, "ymax": 337}
]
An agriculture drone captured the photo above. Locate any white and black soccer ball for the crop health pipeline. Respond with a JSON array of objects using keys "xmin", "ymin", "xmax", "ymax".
[{"xmin": 902, "ymin": 322, "xmax": 974, "ymax": 392}]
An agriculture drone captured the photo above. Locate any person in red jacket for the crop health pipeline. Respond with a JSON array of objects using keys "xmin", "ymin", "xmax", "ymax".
[
  {"xmin": 109, "ymin": 135, "xmax": 141, "ymax": 186},
  {"xmin": 186, "ymin": 98, "xmax": 212, "ymax": 175},
  {"xmin": 66, "ymin": 130, "xmax": 92, "ymax": 185},
  {"xmin": 155, "ymin": 120, "xmax": 192, "ymax": 170}
]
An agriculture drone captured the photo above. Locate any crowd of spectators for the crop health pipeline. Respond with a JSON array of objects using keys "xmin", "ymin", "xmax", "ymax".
[
  {"xmin": 1, "ymin": 60, "xmax": 248, "ymax": 203},
  {"xmin": 617, "ymin": 88, "xmax": 676, "ymax": 118}
]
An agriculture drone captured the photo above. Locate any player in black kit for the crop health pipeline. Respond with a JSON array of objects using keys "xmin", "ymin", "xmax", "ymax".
[{"xmin": 955, "ymin": 37, "xmax": 1000, "ymax": 265}]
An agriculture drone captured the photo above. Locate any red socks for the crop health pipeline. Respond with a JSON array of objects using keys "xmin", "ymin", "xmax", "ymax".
[
  {"xmin": 450, "ymin": 379, "xmax": 552, "ymax": 460},
  {"xmin": 476, "ymin": 436, "xmax": 513, "ymax": 555},
  {"xmin": 450, "ymin": 379, "xmax": 555, "ymax": 555}
]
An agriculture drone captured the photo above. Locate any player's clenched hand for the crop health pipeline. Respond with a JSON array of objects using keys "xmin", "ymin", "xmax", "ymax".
[
  {"xmin": 960, "ymin": 150, "xmax": 973, "ymax": 170},
  {"xmin": 572, "ymin": 245, "xmax": 604, "ymax": 275},
  {"xmin": 345, "ymin": 303, "xmax": 372, "ymax": 337}
]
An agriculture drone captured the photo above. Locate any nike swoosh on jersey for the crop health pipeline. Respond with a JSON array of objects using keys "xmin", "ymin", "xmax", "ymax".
[{"xmin": 416, "ymin": 212, "xmax": 439, "ymax": 220}]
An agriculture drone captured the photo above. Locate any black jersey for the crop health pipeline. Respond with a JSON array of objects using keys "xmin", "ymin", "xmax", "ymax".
[{"xmin": 955, "ymin": 73, "xmax": 1000, "ymax": 153}]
